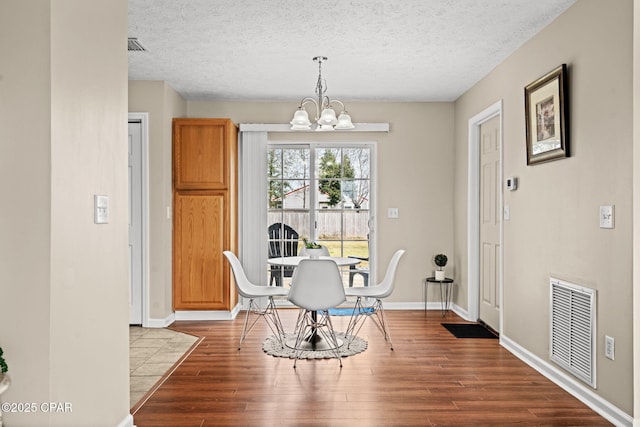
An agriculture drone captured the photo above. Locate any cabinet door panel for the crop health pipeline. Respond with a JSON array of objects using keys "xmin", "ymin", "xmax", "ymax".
[
  {"xmin": 174, "ymin": 120, "xmax": 228, "ymax": 190},
  {"xmin": 173, "ymin": 191, "xmax": 229, "ymax": 310}
]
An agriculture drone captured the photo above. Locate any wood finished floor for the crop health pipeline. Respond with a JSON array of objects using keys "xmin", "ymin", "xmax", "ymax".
[{"xmin": 132, "ymin": 309, "xmax": 612, "ymax": 426}]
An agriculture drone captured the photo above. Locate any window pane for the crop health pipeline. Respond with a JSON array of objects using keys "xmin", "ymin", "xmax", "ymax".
[
  {"xmin": 282, "ymin": 148, "xmax": 309, "ymax": 179},
  {"xmin": 282, "ymin": 179, "xmax": 309, "ymax": 210},
  {"xmin": 268, "ymin": 179, "xmax": 283, "ymax": 209},
  {"xmin": 343, "ymin": 148, "xmax": 370, "ymax": 179},
  {"xmin": 268, "ymin": 148, "xmax": 282, "ymax": 179}
]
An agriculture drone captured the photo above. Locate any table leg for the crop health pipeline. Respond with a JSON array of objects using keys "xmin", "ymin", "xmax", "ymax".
[{"xmin": 424, "ymin": 279, "xmax": 427, "ymax": 315}]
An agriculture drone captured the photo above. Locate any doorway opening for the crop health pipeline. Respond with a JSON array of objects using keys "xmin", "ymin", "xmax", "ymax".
[{"xmin": 128, "ymin": 113, "xmax": 149, "ymax": 326}]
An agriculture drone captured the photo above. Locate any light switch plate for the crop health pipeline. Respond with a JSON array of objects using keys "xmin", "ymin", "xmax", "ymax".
[
  {"xmin": 599, "ymin": 205, "xmax": 614, "ymax": 229},
  {"xmin": 388, "ymin": 208, "xmax": 399, "ymax": 219},
  {"xmin": 94, "ymin": 195, "xmax": 109, "ymax": 224}
]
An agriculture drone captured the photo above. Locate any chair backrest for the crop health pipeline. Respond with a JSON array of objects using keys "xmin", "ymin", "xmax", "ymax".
[
  {"xmin": 299, "ymin": 245, "xmax": 330, "ymax": 256},
  {"xmin": 288, "ymin": 259, "xmax": 346, "ymax": 311},
  {"xmin": 223, "ymin": 251, "xmax": 271, "ymax": 298},
  {"xmin": 268, "ymin": 223, "xmax": 299, "ymax": 258},
  {"xmin": 374, "ymin": 250, "xmax": 406, "ymax": 298}
]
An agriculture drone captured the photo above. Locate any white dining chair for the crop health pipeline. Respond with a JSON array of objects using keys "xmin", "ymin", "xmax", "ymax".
[
  {"xmin": 344, "ymin": 249, "xmax": 405, "ymax": 350},
  {"xmin": 288, "ymin": 259, "xmax": 346, "ymax": 368},
  {"xmin": 223, "ymin": 251, "xmax": 289, "ymax": 350}
]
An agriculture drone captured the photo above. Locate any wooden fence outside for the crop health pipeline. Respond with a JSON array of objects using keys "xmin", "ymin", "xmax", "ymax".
[{"xmin": 268, "ymin": 210, "xmax": 369, "ymax": 240}]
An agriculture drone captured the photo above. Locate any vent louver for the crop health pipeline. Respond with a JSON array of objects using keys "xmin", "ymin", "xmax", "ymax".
[
  {"xmin": 128, "ymin": 38, "xmax": 148, "ymax": 52},
  {"xmin": 550, "ymin": 278, "xmax": 596, "ymax": 388}
]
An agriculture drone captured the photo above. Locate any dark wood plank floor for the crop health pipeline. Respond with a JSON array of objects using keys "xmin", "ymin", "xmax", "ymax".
[{"xmin": 132, "ymin": 309, "xmax": 611, "ymax": 426}]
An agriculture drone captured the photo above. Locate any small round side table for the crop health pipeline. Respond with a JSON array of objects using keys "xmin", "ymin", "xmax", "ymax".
[{"xmin": 424, "ymin": 277, "xmax": 454, "ymax": 317}]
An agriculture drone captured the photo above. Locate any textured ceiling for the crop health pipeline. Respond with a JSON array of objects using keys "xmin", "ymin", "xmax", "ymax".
[{"xmin": 128, "ymin": 0, "xmax": 575, "ymax": 102}]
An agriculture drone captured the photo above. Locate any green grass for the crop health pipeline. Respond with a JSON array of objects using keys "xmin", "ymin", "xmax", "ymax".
[{"xmin": 318, "ymin": 241, "xmax": 369, "ymax": 266}]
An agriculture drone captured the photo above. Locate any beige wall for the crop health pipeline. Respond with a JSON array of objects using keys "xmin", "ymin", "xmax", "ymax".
[
  {"xmin": 126, "ymin": 98, "xmax": 457, "ymax": 311},
  {"xmin": 454, "ymin": 0, "xmax": 633, "ymax": 414},
  {"xmin": 1, "ymin": 1, "xmax": 131, "ymax": 426},
  {"xmin": 0, "ymin": 2, "xmax": 52, "ymax": 425},
  {"xmin": 188, "ymin": 101, "xmax": 456, "ymax": 303},
  {"xmin": 129, "ymin": 81, "xmax": 187, "ymax": 321}
]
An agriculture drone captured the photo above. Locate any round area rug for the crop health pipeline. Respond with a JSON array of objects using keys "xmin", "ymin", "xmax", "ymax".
[{"xmin": 263, "ymin": 332, "xmax": 367, "ymax": 359}]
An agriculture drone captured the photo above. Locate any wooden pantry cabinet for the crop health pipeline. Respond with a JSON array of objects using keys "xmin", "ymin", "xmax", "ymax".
[{"xmin": 172, "ymin": 118, "xmax": 238, "ymax": 310}]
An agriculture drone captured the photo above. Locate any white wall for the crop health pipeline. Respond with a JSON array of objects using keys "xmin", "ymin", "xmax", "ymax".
[
  {"xmin": 454, "ymin": 0, "xmax": 633, "ymax": 415},
  {"xmin": 1, "ymin": 1, "xmax": 131, "ymax": 426}
]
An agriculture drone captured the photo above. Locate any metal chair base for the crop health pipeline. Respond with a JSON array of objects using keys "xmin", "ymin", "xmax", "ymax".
[
  {"xmin": 238, "ymin": 296, "xmax": 285, "ymax": 350},
  {"xmin": 345, "ymin": 297, "xmax": 394, "ymax": 350}
]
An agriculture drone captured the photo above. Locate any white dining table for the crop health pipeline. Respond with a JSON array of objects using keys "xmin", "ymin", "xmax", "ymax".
[
  {"xmin": 267, "ymin": 255, "xmax": 361, "ymax": 268},
  {"xmin": 267, "ymin": 255, "xmax": 361, "ymax": 351}
]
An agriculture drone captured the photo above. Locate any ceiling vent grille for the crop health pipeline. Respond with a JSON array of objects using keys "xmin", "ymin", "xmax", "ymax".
[
  {"xmin": 128, "ymin": 38, "xmax": 148, "ymax": 52},
  {"xmin": 549, "ymin": 278, "xmax": 596, "ymax": 388}
]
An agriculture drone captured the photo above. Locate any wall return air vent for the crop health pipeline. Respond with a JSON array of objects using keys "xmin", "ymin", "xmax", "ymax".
[
  {"xmin": 549, "ymin": 277, "xmax": 596, "ymax": 388},
  {"xmin": 128, "ymin": 38, "xmax": 148, "ymax": 52}
]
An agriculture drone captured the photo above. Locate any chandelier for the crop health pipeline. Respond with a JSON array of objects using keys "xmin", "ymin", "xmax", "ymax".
[{"xmin": 290, "ymin": 56, "xmax": 355, "ymax": 131}]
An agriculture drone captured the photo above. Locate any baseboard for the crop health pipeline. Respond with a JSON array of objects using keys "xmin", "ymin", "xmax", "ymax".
[
  {"xmin": 145, "ymin": 312, "xmax": 176, "ymax": 328},
  {"xmin": 117, "ymin": 413, "xmax": 136, "ymax": 427},
  {"xmin": 501, "ymin": 334, "xmax": 632, "ymax": 427},
  {"xmin": 175, "ymin": 305, "xmax": 240, "ymax": 321}
]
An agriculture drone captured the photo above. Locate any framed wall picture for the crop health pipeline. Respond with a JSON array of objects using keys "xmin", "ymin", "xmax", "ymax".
[{"xmin": 525, "ymin": 64, "xmax": 569, "ymax": 165}]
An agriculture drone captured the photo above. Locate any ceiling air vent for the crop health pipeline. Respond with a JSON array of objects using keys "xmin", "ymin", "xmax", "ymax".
[{"xmin": 128, "ymin": 38, "xmax": 148, "ymax": 52}]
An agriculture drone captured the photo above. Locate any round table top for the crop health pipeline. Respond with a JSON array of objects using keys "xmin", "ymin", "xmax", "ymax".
[
  {"xmin": 267, "ymin": 256, "xmax": 361, "ymax": 267},
  {"xmin": 425, "ymin": 277, "xmax": 454, "ymax": 283}
]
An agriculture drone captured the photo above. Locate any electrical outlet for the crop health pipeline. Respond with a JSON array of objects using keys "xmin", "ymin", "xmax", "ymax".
[{"xmin": 605, "ymin": 335, "xmax": 615, "ymax": 360}]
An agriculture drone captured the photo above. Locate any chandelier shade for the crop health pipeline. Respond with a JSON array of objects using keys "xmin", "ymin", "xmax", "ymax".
[
  {"xmin": 290, "ymin": 56, "xmax": 354, "ymax": 131},
  {"xmin": 290, "ymin": 108, "xmax": 312, "ymax": 130}
]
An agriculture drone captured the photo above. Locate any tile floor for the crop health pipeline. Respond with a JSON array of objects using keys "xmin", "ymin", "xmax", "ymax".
[{"xmin": 129, "ymin": 326, "xmax": 199, "ymax": 408}]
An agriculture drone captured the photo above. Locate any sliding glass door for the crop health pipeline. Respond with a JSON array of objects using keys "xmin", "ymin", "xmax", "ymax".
[{"xmin": 267, "ymin": 143, "xmax": 374, "ymax": 288}]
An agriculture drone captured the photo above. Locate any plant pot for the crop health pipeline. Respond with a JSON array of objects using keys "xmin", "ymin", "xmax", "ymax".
[
  {"xmin": 0, "ymin": 373, "xmax": 10, "ymax": 395},
  {"xmin": 0, "ymin": 373, "xmax": 10, "ymax": 427},
  {"xmin": 435, "ymin": 270, "xmax": 445, "ymax": 281},
  {"xmin": 306, "ymin": 248, "xmax": 324, "ymax": 259}
]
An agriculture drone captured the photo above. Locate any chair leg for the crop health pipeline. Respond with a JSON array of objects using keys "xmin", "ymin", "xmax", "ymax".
[
  {"xmin": 238, "ymin": 298, "xmax": 260, "ymax": 350},
  {"xmin": 345, "ymin": 298, "xmax": 393, "ymax": 350},
  {"xmin": 262, "ymin": 297, "xmax": 286, "ymax": 347},
  {"xmin": 345, "ymin": 298, "xmax": 368, "ymax": 347},
  {"xmin": 371, "ymin": 299, "xmax": 393, "ymax": 350},
  {"xmin": 321, "ymin": 312, "xmax": 343, "ymax": 367},
  {"xmin": 238, "ymin": 297, "xmax": 286, "ymax": 350},
  {"xmin": 292, "ymin": 310, "xmax": 342, "ymax": 369},
  {"xmin": 293, "ymin": 307, "xmax": 305, "ymax": 335},
  {"xmin": 292, "ymin": 310, "xmax": 312, "ymax": 369}
]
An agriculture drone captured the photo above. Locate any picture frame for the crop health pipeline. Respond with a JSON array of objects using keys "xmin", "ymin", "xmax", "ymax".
[{"xmin": 525, "ymin": 64, "xmax": 569, "ymax": 165}]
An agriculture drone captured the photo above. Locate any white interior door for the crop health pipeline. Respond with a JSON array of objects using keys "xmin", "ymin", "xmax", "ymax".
[
  {"xmin": 479, "ymin": 115, "xmax": 500, "ymax": 330},
  {"xmin": 128, "ymin": 121, "xmax": 143, "ymax": 325}
]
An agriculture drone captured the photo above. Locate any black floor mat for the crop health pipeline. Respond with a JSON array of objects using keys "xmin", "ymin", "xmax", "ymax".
[{"xmin": 442, "ymin": 323, "xmax": 498, "ymax": 338}]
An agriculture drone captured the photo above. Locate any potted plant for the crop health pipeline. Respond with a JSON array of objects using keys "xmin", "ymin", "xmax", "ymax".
[
  {"xmin": 434, "ymin": 254, "xmax": 448, "ymax": 281},
  {"xmin": 302, "ymin": 238, "xmax": 324, "ymax": 259},
  {"xmin": 0, "ymin": 345, "xmax": 10, "ymax": 396}
]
